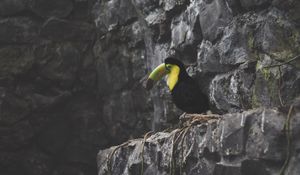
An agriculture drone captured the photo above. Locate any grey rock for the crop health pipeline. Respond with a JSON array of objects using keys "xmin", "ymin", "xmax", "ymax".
[
  {"xmin": 198, "ymin": 40, "xmax": 233, "ymax": 73},
  {"xmin": 240, "ymin": 0, "xmax": 272, "ymax": 9},
  {"xmin": 102, "ymin": 90, "xmax": 152, "ymax": 143},
  {"xmin": 21, "ymin": 149, "xmax": 53, "ymax": 175},
  {"xmin": 0, "ymin": 0, "xmax": 27, "ymax": 16},
  {"xmin": 0, "ymin": 0, "xmax": 300, "ymax": 174},
  {"xmin": 71, "ymin": 0, "xmax": 97, "ymax": 22},
  {"xmin": 286, "ymin": 151, "xmax": 300, "ymax": 175},
  {"xmin": 197, "ymin": 12, "xmax": 257, "ymax": 73},
  {"xmin": 93, "ymin": 32, "xmax": 145, "ymax": 93},
  {"xmin": 52, "ymin": 164, "xmax": 96, "ymax": 175},
  {"xmin": 37, "ymin": 117, "xmax": 72, "ymax": 154},
  {"xmin": 209, "ymin": 62, "xmax": 256, "ymax": 113},
  {"xmin": 253, "ymin": 55, "xmax": 300, "ymax": 108},
  {"xmin": 94, "ymin": 0, "xmax": 138, "ymax": 32},
  {"xmin": 131, "ymin": 0, "xmax": 159, "ymax": 16},
  {"xmin": 78, "ymin": 52, "xmax": 97, "ymax": 90},
  {"xmin": 223, "ymin": 0, "xmax": 244, "ymax": 15},
  {"xmin": 171, "ymin": 2, "xmax": 202, "ymax": 63},
  {"xmin": 64, "ymin": 93, "xmax": 108, "ymax": 147},
  {"xmin": 0, "ymin": 45, "xmax": 35, "ymax": 80},
  {"xmin": 285, "ymin": 1, "xmax": 300, "ymax": 25},
  {"xmin": 0, "ymin": 121, "xmax": 34, "ymax": 150},
  {"xmin": 160, "ymin": 0, "xmax": 188, "ymax": 11},
  {"xmin": 199, "ymin": 0, "xmax": 233, "ymax": 42},
  {"xmin": 118, "ymin": 21, "xmax": 145, "ymax": 48},
  {"xmin": 0, "ymin": 149, "xmax": 53, "ymax": 175},
  {"xmin": 213, "ymin": 163, "xmax": 240, "ymax": 175},
  {"xmin": 217, "ymin": 18, "xmax": 255, "ymax": 66},
  {"xmin": 254, "ymin": 8, "xmax": 300, "ymax": 61},
  {"xmin": 245, "ymin": 108, "xmax": 286, "ymax": 161},
  {"xmin": 29, "ymin": 0, "xmax": 74, "ymax": 18},
  {"xmin": 241, "ymin": 160, "xmax": 271, "ymax": 175},
  {"xmin": 40, "ymin": 18, "xmax": 95, "ymax": 41},
  {"xmin": 97, "ymin": 106, "xmax": 300, "ymax": 175},
  {"xmin": 94, "ymin": 41, "xmax": 131, "ymax": 93},
  {"xmin": 34, "ymin": 42, "xmax": 81, "ymax": 89},
  {"xmin": 0, "ymin": 87, "xmax": 31, "ymax": 125},
  {"xmin": 144, "ymin": 8, "xmax": 166, "ymax": 26},
  {"xmin": 198, "ymin": 9, "xmax": 300, "ymax": 112},
  {"xmin": 0, "ymin": 17, "xmax": 40, "ymax": 44}
]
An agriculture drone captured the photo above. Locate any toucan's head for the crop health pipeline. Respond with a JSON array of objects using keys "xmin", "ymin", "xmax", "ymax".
[
  {"xmin": 164, "ymin": 57, "xmax": 185, "ymax": 69},
  {"xmin": 146, "ymin": 57, "xmax": 185, "ymax": 91}
]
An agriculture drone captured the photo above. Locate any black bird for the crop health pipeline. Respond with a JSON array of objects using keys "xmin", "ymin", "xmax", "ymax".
[{"xmin": 146, "ymin": 57, "xmax": 209, "ymax": 114}]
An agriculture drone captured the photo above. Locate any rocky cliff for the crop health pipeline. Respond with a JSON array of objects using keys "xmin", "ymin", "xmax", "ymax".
[
  {"xmin": 0, "ymin": 0, "xmax": 299, "ymax": 175},
  {"xmin": 95, "ymin": 0, "xmax": 300, "ymax": 174},
  {"xmin": 0, "ymin": 0, "xmax": 152, "ymax": 175}
]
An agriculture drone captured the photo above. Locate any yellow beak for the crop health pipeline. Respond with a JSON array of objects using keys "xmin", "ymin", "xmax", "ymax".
[{"xmin": 145, "ymin": 63, "xmax": 180, "ymax": 91}]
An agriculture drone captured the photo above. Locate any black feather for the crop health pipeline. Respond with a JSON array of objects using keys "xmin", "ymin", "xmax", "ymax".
[{"xmin": 165, "ymin": 57, "xmax": 209, "ymax": 113}]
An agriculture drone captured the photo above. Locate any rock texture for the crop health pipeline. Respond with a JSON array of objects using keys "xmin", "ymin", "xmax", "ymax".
[
  {"xmin": 97, "ymin": 103, "xmax": 300, "ymax": 175},
  {"xmin": 0, "ymin": 0, "xmax": 149, "ymax": 175},
  {"xmin": 0, "ymin": 0, "xmax": 300, "ymax": 175},
  {"xmin": 95, "ymin": 0, "xmax": 300, "ymax": 174}
]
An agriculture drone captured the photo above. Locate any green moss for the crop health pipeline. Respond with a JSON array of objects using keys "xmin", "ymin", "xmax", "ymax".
[
  {"xmin": 267, "ymin": 77, "xmax": 279, "ymax": 103},
  {"xmin": 291, "ymin": 31, "xmax": 300, "ymax": 48},
  {"xmin": 0, "ymin": 46, "xmax": 34, "ymax": 78},
  {"xmin": 262, "ymin": 68, "xmax": 271, "ymax": 80},
  {"xmin": 251, "ymin": 87, "xmax": 261, "ymax": 108},
  {"xmin": 291, "ymin": 31, "xmax": 300, "ymax": 69},
  {"xmin": 252, "ymin": 64, "xmax": 282, "ymax": 108},
  {"xmin": 247, "ymin": 34, "xmax": 254, "ymax": 49}
]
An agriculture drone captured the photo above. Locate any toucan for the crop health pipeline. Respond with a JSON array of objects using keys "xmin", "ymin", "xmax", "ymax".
[{"xmin": 145, "ymin": 57, "xmax": 209, "ymax": 114}]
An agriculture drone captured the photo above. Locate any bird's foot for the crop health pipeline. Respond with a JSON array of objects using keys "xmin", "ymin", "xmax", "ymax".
[{"xmin": 181, "ymin": 113, "xmax": 221, "ymax": 126}]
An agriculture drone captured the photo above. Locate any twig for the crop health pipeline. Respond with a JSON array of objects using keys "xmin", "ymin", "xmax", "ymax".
[
  {"xmin": 279, "ymin": 105, "xmax": 294, "ymax": 175},
  {"xmin": 179, "ymin": 125, "xmax": 193, "ymax": 175},
  {"xmin": 170, "ymin": 133, "xmax": 176, "ymax": 175},
  {"xmin": 170, "ymin": 127, "xmax": 187, "ymax": 175},
  {"xmin": 140, "ymin": 131, "xmax": 153, "ymax": 175},
  {"xmin": 107, "ymin": 141, "xmax": 130, "ymax": 175},
  {"xmin": 278, "ymin": 66, "xmax": 284, "ymax": 106},
  {"xmin": 263, "ymin": 54, "xmax": 300, "ymax": 68}
]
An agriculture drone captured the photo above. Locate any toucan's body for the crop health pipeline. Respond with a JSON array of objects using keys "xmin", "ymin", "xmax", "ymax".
[
  {"xmin": 171, "ymin": 75, "xmax": 209, "ymax": 113},
  {"xmin": 146, "ymin": 57, "xmax": 209, "ymax": 114}
]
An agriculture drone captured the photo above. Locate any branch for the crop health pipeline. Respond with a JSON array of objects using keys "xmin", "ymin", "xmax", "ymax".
[{"xmin": 263, "ymin": 54, "xmax": 300, "ymax": 68}]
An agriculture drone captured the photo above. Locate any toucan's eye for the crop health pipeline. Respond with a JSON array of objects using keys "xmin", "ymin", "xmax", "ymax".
[{"xmin": 165, "ymin": 64, "xmax": 171, "ymax": 71}]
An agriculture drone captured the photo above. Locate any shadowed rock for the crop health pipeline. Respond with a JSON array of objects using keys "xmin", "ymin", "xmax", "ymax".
[{"xmin": 29, "ymin": 0, "xmax": 74, "ymax": 18}]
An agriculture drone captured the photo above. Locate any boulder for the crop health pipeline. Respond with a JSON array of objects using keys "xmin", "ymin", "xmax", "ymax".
[{"xmin": 198, "ymin": 0, "xmax": 233, "ymax": 42}]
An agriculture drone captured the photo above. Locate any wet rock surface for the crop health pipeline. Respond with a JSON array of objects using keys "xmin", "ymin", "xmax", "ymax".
[{"xmin": 0, "ymin": 0, "xmax": 299, "ymax": 175}]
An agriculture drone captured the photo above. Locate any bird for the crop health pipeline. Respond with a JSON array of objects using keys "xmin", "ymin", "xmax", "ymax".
[{"xmin": 145, "ymin": 57, "xmax": 210, "ymax": 115}]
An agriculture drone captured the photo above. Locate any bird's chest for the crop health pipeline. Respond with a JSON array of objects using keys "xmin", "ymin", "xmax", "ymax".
[{"xmin": 171, "ymin": 81, "xmax": 198, "ymax": 107}]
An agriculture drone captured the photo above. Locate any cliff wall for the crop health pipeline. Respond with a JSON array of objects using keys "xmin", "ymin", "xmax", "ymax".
[{"xmin": 0, "ymin": 0, "xmax": 299, "ymax": 175}]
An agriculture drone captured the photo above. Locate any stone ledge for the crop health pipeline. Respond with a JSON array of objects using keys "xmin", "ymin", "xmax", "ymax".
[{"xmin": 97, "ymin": 101, "xmax": 300, "ymax": 175}]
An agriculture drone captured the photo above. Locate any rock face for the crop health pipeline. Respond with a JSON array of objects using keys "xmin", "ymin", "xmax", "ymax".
[
  {"xmin": 0, "ymin": 0, "xmax": 300, "ymax": 175},
  {"xmin": 97, "ymin": 101, "xmax": 300, "ymax": 175},
  {"xmin": 94, "ymin": 0, "xmax": 300, "ymax": 174}
]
